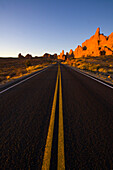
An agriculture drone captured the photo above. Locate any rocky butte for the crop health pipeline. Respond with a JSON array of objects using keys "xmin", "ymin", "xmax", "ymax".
[
  {"xmin": 58, "ymin": 50, "xmax": 66, "ymax": 60},
  {"xmin": 73, "ymin": 28, "xmax": 113, "ymax": 58}
]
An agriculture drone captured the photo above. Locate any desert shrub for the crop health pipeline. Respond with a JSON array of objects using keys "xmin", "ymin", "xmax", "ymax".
[
  {"xmin": 98, "ymin": 68, "xmax": 107, "ymax": 73},
  {"xmin": 72, "ymin": 63, "xmax": 76, "ymax": 67},
  {"xmin": 6, "ymin": 75, "xmax": 10, "ymax": 79},
  {"xmin": 77, "ymin": 62, "xmax": 100, "ymax": 72},
  {"xmin": 88, "ymin": 64, "xmax": 100, "ymax": 72},
  {"xmin": 109, "ymin": 64, "xmax": 113, "ymax": 68},
  {"xmin": 25, "ymin": 60, "xmax": 31, "ymax": 67},
  {"xmin": 26, "ymin": 66, "xmax": 34, "ymax": 72},
  {"xmin": 77, "ymin": 63, "xmax": 87, "ymax": 70},
  {"xmin": 108, "ymin": 75, "xmax": 112, "ymax": 79},
  {"xmin": 107, "ymin": 69, "xmax": 113, "ymax": 73},
  {"xmin": 26, "ymin": 65, "xmax": 43, "ymax": 72}
]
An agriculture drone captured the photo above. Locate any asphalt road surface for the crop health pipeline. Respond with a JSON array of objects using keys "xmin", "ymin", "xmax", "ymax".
[{"xmin": 0, "ymin": 64, "xmax": 113, "ymax": 169}]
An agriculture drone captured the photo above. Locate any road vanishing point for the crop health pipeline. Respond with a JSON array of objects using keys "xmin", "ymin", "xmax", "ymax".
[{"xmin": 0, "ymin": 64, "xmax": 113, "ymax": 169}]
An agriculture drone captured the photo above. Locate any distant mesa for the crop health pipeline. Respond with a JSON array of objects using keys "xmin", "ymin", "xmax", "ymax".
[
  {"xmin": 18, "ymin": 53, "xmax": 33, "ymax": 59},
  {"xmin": 18, "ymin": 52, "xmax": 57, "ymax": 60}
]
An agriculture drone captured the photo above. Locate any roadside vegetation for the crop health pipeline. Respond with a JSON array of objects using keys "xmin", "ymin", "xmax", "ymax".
[
  {"xmin": 1, "ymin": 54, "xmax": 113, "ymax": 85},
  {"xmin": 63, "ymin": 55, "xmax": 113, "ymax": 83},
  {"xmin": 0, "ymin": 58, "xmax": 55, "ymax": 85}
]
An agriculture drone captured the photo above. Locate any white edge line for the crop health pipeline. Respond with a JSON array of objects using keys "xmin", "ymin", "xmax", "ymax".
[
  {"xmin": 65, "ymin": 65, "xmax": 113, "ymax": 89},
  {"xmin": 0, "ymin": 65, "xmax": 52, "ymax": 94}
]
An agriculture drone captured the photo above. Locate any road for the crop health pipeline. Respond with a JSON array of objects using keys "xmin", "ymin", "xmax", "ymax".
[{"xmin": 0, "ymin": 64, "xmax": 113, "ymax": 169}]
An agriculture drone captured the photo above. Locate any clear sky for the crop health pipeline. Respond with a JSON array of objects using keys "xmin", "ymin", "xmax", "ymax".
[{"xmin": 0, "ymin": 0, "xmax": 113, "ymax": 57}]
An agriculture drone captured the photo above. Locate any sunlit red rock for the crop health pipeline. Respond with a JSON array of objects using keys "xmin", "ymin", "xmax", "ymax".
[
  {"xmin": 58, "ymin": 50, "xmax": 66, "ymax": 60},
  {"xmin": 73, "ymin": 28, "xmax": 113, "ymax": 58},
  {"xmin": 69, "ymin": 49, "xmax": 73, "ymax": 55}
]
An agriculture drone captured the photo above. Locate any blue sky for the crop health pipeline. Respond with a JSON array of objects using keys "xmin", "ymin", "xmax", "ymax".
[{"xmin": 0, "ymin": 0, "xmax": 113, "ymax": 57}]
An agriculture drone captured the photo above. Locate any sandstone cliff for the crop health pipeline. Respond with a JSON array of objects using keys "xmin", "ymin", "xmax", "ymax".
[
  {"xmin": 58, "ymin": 50, "xmax": 66, "ymax": 60},
  {"xmin": 73, "ymin": 28, "xmax": 113, "ymax": 58}
]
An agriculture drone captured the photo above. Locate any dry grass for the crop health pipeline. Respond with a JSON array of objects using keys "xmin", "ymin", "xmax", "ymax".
[
  {"xmin": 63, "ymin": 55, "xmax": 113, "ymax": 83},
  {"xmin": 0, "ymin": 58, "xmax": 54, "ymax": 85}
]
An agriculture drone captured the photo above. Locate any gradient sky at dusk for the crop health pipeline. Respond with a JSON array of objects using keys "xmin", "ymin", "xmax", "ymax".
[{"xmin": 0, "ymin": 0, "xmax": 113, "ymax": 57}]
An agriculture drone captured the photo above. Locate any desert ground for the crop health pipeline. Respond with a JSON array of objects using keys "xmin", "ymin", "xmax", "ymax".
[
  {"xmin": 0, "ymin": 57, "xmax": 55, "ymax": 85},
  {"xmin": 63, "ymin": 55, "xmax": 113, "ymax": 84}
]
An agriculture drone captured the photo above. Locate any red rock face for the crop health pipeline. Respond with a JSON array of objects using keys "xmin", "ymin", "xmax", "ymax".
[
  {"xmin": 69, "ymin": 49, "xmax": 73, "ymax": 55},
  {"xmin": 73, "ymin": 28, "xmax": 113, "ymax": 58},
  {"xmin": 57, "ymin": 50, "xmax": 66, "ymax": 60}
]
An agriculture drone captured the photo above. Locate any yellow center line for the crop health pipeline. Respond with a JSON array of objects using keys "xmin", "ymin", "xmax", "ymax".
[
  {"xmin": 42, "ymin": 67, "xmax": 59, "ymax": 170},
  {"xmin": 42, "ymin": 64, "xmax": 65, "ymax": 169},
  {"xmin": 58, "ymin": 66, "xmax": 65, "ymax": 170}
]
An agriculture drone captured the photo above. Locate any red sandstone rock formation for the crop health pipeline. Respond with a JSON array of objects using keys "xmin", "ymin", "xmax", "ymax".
[
  {"xmin": 58, "ymin": 50, "xmax": 66, "ymax": 60},
  {"xmin": 73, "ymin": 28, "xmax": 113, "ymax": 58},
  {"xmin": 69, "ymin": 49, "xmax": 73, "ymax": 55}
]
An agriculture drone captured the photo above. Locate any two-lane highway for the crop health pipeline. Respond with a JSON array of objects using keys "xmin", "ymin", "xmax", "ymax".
[{"xmin": 0, "ymin": 64, "xmax": 113, "ymax": 169}]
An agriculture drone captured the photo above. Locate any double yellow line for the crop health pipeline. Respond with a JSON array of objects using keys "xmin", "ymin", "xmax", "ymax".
[{"xmin": 42, "ymin": 65, "xmax": 65, "ymax": 170}]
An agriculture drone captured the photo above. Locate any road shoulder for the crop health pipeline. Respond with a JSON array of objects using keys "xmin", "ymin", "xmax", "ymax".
[
  {"xmin": 64, "ymin": 64, "xmax": 113, "ymax": 88},
  {"xmin": 0, "ymin": 64, "xmax": 53, "ymax": 92}
]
